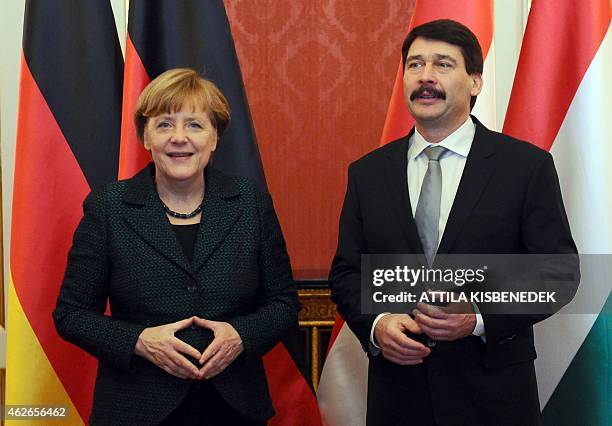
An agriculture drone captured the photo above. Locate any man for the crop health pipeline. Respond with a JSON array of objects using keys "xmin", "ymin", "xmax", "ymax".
[{"xmin": 329, "ymin": 19, "xmax": 578, "ymax": 426}]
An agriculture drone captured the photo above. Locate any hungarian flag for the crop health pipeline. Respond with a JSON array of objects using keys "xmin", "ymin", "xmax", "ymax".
[
  {"xmin": 377, "ymin": 0, "xmax": 495, "ymax": 145},
  {"xmin": 503, "ymin": 1, "xmax": 611, "ymax": 424},
  {"xmin": 6, "ymin": 0, "xmax": 123, "ymax": 424},
  {"xmin": 119, "ymin": 1, "xmax": 321, "ymax": 424},
  {"xmin": 318, "ymin": 1, "xmax": 495, "ymax": 424}
]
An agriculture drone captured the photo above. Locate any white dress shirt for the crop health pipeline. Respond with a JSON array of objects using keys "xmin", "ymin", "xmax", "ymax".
[{"xmin": 370, "ymin": 116, "xmax": 485, "ymax": 350}]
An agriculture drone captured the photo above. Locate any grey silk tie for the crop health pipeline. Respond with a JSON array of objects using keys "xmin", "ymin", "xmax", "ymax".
[{"xmin": 414, "ymin": 145, "xmax": 447, "ymax": 266}]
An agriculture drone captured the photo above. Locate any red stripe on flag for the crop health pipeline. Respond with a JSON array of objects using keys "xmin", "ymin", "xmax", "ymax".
[
  {"xmin": 119, "ymin": 35, "xmax": 151, "ymax": 180},
  {"xmin": 380, "ymin": 60, "xmax": 414, "ymax": 145},
  {"xmin": 503, "ymin": 0, "xmax": 611, "ymax": 150},
  {"xmin": 326, "ymin": 315, "xmax": 346, "ymax": 355},
  {"xmin": 12, "ymin": 56, "xmax": 96, "ymax": 420},
  {"xmin": 264, "ymin": 344, "xmax": 323, "ymax": 426},
  {"xmin": 380, "ymin": 0, "xmax": 493, "ymax": 145}
]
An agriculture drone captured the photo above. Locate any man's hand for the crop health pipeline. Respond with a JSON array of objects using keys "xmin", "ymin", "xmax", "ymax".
[
  {"xmin": 135, "ymin": 317, "xmax": 202, "ymax": 380},
  {"xmin": 195, "ymin": 318, "xmax": 244, "ymax": 379},
  {"xmin": 374, "ymin": 314, "xmax": 430, "ymax": 365},
  {"xmin": 413, "ymin": 300, "xmax": 476, "ymax": 341}
]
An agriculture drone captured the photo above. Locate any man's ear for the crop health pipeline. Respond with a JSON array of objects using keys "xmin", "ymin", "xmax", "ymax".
[{"xmin": 470, "ymin": 73, "xmax": 483, "ymax": 97}]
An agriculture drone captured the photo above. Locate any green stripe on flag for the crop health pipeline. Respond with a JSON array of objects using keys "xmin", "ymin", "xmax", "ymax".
[{"xmin": 542, "ymin": 292, "xmax": 611, "ymax": 426}]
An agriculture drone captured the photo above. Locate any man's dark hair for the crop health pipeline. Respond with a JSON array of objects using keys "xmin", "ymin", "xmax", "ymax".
[{"xmin": 402, "ymin": 19, "xmax": 483, "ymax": 109}]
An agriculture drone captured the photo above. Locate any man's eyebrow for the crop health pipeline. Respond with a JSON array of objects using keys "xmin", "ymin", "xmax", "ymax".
[
  {"xmin": 406, "ymin": 54, "xmax": 458, "ymax": 64},
  {"xmin": 406, "ymin": 54, "xmax": 424, "ymax": 62},
  {"xmin": 433, "ymin": 54, "xmax": 457, "ymax": 64}
]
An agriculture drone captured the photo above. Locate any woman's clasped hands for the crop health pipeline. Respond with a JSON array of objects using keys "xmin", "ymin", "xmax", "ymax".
[{"xmin": 135, "ymin": 316, "xmax": 244, "ymax": 380}]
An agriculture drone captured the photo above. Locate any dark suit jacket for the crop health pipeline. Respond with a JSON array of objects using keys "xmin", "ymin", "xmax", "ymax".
[
  {"xmin": 329, "ymin": 117, "xmax": 579, "ymax": 426},
  {"xmin": 54, "ymin": 164, "xmax": 299, "ymax": 425}
]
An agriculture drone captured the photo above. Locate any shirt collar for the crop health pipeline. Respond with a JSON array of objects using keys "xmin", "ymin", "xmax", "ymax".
[{"xmin": 408, "ymin": 116, "xmax": 475, "ymax": 161}]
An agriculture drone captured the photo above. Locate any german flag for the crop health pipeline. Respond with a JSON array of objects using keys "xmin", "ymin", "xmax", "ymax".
[
  {"xmin": 6, "ymin": 0, "xmax": 123, "ymax": 424},
  {"xmin": 120, "ymin": 0, "xmax": 266, "ymax": 188},
  {"xmin": 119, "ymin": 1, "xmax": 321, "ymax": 424}
]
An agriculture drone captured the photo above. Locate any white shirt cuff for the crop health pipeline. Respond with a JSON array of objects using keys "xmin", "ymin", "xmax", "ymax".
[
  {"xmin": 472, "ymin": 303, "xmax": 485, "ymax": 337},
  {"xmin": 370, "ymin": 313, "xmax": 390, "ymax": 349}
]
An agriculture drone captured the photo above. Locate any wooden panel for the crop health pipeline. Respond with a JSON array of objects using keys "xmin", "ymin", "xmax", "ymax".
[{"xmin": 298, "ymin": 289, "xmax": 335, "ymax": 389}]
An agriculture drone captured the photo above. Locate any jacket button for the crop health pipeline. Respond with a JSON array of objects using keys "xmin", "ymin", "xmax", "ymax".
[
  {"xmin": 426, "ymin": 338, "xmax": 437, "ymax": 348},
  {"xmin": 187, "ymin": 286, "xmax": 197, "ymax": 293}
]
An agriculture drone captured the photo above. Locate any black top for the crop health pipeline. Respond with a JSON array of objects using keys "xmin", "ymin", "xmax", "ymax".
[{"xmin": 172, "ymin": 223, "xmax": 199, "ymax": 263}]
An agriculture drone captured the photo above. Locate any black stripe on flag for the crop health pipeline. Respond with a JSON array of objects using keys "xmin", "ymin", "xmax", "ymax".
[
  {"xmin": 22, "ymin": 0, "xmax": 123, "ymax": 188},
  {"xmin": 128, "ymin": 0, "xmax": 267, "ymax": 189}
]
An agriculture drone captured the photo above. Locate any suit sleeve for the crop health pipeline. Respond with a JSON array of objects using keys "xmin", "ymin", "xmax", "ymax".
[
  {"xmin": 228, "ymin": 188, "xmax": 300, "ymax": 362},
  {"xmin": 482, "ymin": 152, "xmax": 579, "ymax": 343},
  {"xmin": 329, "ymin": 164, "xmax": 378, "ymax": 352},
  {"xmin": 53, "ymin": 188, "xmax": 146, "ymax": 371}
]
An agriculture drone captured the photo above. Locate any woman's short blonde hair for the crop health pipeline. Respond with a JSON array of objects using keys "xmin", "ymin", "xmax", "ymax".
[{"xmin": 134, "ymin": 68, "xmax": 230, "ymax": 142}]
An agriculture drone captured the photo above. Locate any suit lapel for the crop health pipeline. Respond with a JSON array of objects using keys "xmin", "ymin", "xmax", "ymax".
[
  {"xmin": 122, "ymin": 164, "xmax": 193, "ymax": 276},
  {"xmin": 191, "ymin": 168, "xmax": 243, "ymax": 273},
  {"xmin": 122, "ymin": 166, "xmax": 244, "ymax": 275},
  {"xmin": 437, "ymin": 119, "xmax": 497, "ymax": 254},
  {"xmin": 383, "ymin": 135, "xmax": 425, "ymax": 256}
]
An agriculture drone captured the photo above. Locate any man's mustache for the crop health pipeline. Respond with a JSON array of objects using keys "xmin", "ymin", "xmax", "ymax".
[{"xmin": 410, "ymin": 85, "xmax": 446, "ymax": 101}]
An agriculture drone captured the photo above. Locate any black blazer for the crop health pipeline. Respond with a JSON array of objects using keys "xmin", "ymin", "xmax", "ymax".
[
  {"xmin": 330, "ymin": 117, "xmax": 579, "ymax": 426},
  {"xmin": 54, "ymin": 164, "xmax": 299, "ymax": 425}
]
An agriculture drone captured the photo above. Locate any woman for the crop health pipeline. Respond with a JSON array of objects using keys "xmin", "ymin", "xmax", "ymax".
[{"xmin": 54, "ymin": 68, "xmax": 299, "ymax": 425}]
